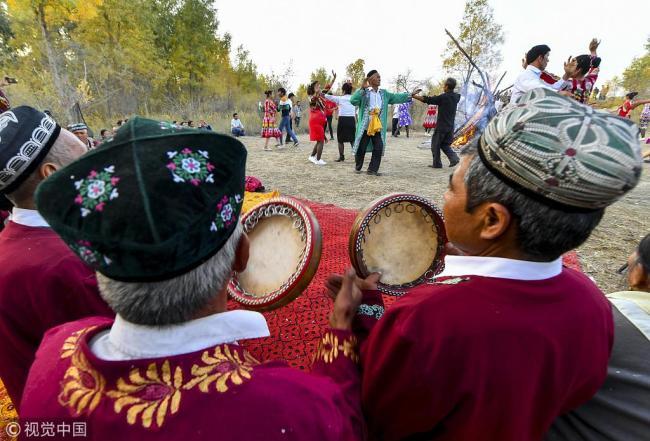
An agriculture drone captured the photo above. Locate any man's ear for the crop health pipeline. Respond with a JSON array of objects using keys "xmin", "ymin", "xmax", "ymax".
[
  {"xmin": 39, "ymin": 162, "xmax": 58, "ymax": 180},
  {"xmin": 233, "ymin": 232, "xmax": 250, "ymax": 273},
  {"xmin": 628, "ymin": 262, "xmax": 649, "ymax": 291},
  {"xmin": 479, "ymin": 202, "xmax": 512, "ymax": 241}
]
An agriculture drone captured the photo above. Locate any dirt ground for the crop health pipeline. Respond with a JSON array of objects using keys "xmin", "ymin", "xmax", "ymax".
[{"xmin": 242, "ymin": 130, "xmax": 650, "ymax": 294}]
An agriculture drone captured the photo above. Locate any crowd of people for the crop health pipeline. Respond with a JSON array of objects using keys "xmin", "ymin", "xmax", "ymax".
[
  {"xmin": 252, "ymin": 37, "xmax": 650, "ymax": 174},
  {"xmin": 0, "ymin": 34, "xmax": 648, "ymax": 441}
]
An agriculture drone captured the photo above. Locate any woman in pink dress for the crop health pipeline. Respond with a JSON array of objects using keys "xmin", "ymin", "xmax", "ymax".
[{"xmin": 261, "ymin": 90, "xmax": 281, "ymax": 151}]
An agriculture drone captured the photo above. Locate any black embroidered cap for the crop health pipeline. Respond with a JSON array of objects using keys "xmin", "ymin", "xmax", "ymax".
[
  {"xmin": 35, "ymin": 117, "xmax": 247, "ymax": 282},
  {"xmin": 0, "ymin": 106, "xmax": 61, "ymax": 195}
]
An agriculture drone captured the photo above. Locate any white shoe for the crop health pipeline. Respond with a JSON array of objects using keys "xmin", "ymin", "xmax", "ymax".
[
  {"xmin": 316, "ymin": 159, "xmax": 327, "ymax": 166},
  {"xmin": 308, "ymin": 156, "xmax": 317, "ymax": 163}
]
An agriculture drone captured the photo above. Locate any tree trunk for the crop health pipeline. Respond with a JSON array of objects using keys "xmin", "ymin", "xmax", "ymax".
[{"xmin": 35, "ymin": 3, "xmax": 75, "ymax": 121}]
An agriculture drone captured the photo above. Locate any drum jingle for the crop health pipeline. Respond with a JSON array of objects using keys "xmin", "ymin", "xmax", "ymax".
[
  {"xmin": 228, "ymin": 197, "xmax": 322, "ymax": 311},
  {"xmin": 349, "ymin": 193, "xmax": 447, "ymax": 296}
]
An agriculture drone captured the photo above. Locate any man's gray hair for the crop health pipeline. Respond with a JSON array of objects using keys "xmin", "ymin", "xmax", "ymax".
[
  {"xmin": 461, "ymin": 139, "xmax": 604, "ymax": 261},
  {"xmin": 97, "ymin": 223, "xmax": 244, "ymax": 326}
]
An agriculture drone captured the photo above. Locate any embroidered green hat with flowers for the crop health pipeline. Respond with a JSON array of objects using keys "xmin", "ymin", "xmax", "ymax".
[{"xmin": 35, "ymin": 117, "xmax": 246, "ymax": 282}]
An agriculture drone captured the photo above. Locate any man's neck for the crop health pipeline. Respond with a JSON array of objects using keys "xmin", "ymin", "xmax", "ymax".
[
  {"xmin": 193, "ymin": 290, "xmax": 228, "ymax": 319},
  {"xmin": 371, "ymin": 86, "xmax": 379, "ymax": 91},
  {"xmin": 13, "ymin": 201, "xmax": 36, "ymax": 210}
]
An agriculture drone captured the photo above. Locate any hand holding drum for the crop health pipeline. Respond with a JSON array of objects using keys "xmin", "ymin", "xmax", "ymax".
[{"xmin": 349, "ymin": 194, "xmax": 447, "ymax": 296}]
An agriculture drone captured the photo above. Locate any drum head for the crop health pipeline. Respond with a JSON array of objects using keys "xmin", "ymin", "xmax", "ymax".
[
  {"xmin": 228, "ymin": 197, "xmax": 322, "ymax": 310},
  {"xmin": 349, "ymin": 194, "xmax": 446, "ymax": 295}
]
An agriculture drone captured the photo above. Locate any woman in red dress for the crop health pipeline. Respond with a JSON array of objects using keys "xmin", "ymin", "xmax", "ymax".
[
  {"xmin": 308, "ymin": 94, "xmax": 328, "ymax": 165},
  {"xmin": 618, "ymin": 92, "xmax": 650, "ymax": 119},
  {"xmin": 261, "ymin": 90, "xmax": 282, "ymax": 151},
  {"xmin": 306, "ymin": 73, "xmax": 336, "ymax": 165}
]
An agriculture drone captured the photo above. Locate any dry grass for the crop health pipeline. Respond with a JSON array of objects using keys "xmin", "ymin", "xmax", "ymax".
[{"xmin": 241, "ymin": 129, "xmax": 650, "ymax": 294}]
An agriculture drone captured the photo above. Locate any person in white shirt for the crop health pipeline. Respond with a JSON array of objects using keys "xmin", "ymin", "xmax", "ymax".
[
  {"xmin": 324, "ymin": 82, "xmax": 357, "ymax": 162},
  {"xmin": 510, "ymin": 44, "xmax": 576, "ymax": 104},
  {"xmin": 231, "ymin": 113, "xmax": 245, "ymax": 137},
  {"xmin": 391, "ymin": 103, "xmax": 401, "ymax": 137}
]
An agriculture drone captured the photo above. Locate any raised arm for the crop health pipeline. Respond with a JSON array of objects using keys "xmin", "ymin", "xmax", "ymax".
[
  {"xmin": 322, "ymin": 70, "xmax": 337, "ymax": 95},
  {"xmin": 388, "ymin": 87, "xmax": 422, "ymax": 105},
  {"xmin": 631, "ymin": 99, "xmax": 650, "ymax": 110}
]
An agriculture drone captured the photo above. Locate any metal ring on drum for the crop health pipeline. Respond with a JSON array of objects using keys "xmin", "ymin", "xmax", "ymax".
[
  {"xmin": 348, "ymin": 193, "xmax": 446, "ymax": 296},
  {"xmin": 228, "ymin": 197, "xmax": 322, "ymax": 311}
]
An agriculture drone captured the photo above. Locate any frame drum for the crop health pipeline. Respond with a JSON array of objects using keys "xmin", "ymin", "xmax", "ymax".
[
  {"xmin": 228, "ymin": 197, "xmax": 322, "ymax": 310},
  {"xmin": 349, "ymin": 193, "xmax": 446, "ymax": 295}
]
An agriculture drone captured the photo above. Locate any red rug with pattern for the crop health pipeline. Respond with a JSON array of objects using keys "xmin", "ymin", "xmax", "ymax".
[{"xmin": 229, "ymin": 199, "xmax": 583, "ymax": 371}]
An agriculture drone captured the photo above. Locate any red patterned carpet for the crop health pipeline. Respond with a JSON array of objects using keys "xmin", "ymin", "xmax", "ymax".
[{"xmin": 229, "ymin": 199, "xmax": 583, "ymax": 371}]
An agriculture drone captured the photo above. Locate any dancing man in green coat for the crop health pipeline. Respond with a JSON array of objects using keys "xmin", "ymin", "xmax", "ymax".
[{"xmin": 350, "ymin": 70, "xmax": 420, "ymax": 176}]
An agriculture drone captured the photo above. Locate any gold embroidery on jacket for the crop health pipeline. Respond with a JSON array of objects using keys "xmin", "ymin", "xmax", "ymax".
[
  {"xmin": 58, "ymin": 349, "xmax": 106, "ymax": 416},
  {"xmin": 184, "ymin": 346, "xmax": 259, "ymax": 393},
  {"xmin": 60, "ymin": 326, "xmax": 98, "ymax": 359},
  {"xmin": 315, "ymin": 332, "xmax": 359, "ymax": 364},
  {"xmin": 106, "ymin": 360, "xmax": 183, "ymax": 429}
]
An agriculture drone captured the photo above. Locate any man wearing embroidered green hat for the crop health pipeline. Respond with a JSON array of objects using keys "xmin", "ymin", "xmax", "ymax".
[
  {"xmin": 331, "ymin": 88, "xmax": 643, "ymax": 441},
  {"xmin": 20, "ymin": 117, "xmax": 366, "ymax": 440}
]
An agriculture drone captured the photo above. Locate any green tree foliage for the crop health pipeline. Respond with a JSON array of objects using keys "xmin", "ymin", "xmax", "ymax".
[
  {"xmin": 310, "ymin": 67, "xmax": 329, "ymax": 87},
  {"xmin": 622, "ymin": 37, "xmax": 650, "ymax": 96},
  {"xmin": 1, "ymin": 0, "xmax": 268, "ymax": 124},
  {"xmin": 442, "ymin": 0, "xmax": 504, "ymax": 83},
  {"xmin": 345, "ymin": 58, "xmax": 365, "ymax": 88}
]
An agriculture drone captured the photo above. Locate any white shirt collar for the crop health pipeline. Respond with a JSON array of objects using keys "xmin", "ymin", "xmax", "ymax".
[
  {"xmin": 526, "ymin": 65, "xmax": 542, "ymax": 77},
  {"xmin": 10, "ymin": 208, "xmax": 50, "ymax": 228},
  {"xmin": 434, "ymin": 255, "xmax": 562, "ymax": 281},
  {"xmin": 90, "ymin": 310, "xmax": 270, "ymax": 361}
]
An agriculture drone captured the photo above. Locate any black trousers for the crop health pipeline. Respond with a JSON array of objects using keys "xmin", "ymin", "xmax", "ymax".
[
  {"xmin": 285, "ymin": 119, "xmax": 294, "ymax": 143},
  {"xmin": 430, "ymin": 129, "xmax": 459, "ymax": 167},
  {"xmin": 326, "ymin": 115, "xmax": 334, "ymax": 139},
  {"xmin": 391, "ymin": 117, "xmax": 400, "ymax": 136},
  {"xmin": 355, "ymin": 132, "xmax": 383, "ymax": 172}
]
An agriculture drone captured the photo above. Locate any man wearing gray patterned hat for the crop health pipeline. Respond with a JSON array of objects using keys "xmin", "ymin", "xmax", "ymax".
[
  {"xmin": 0, "ymin": 106, "xmax": 112, "ymax": 409},
  {"xmin": 334, "ymin": 88, "xmax": 643, "ymax": 441},
  {"xmin": 67, "ymin": 122, "xmax": 97, "ymax": 151}
]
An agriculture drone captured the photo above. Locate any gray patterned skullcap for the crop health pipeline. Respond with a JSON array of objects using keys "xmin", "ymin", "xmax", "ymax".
[
  {"xmin": 478, "ymin": 88, "xmax": 642, "ymax": 211},
  {"xmin": 67, "ymin": 122, "xmax": 88, "ymax": 132}
]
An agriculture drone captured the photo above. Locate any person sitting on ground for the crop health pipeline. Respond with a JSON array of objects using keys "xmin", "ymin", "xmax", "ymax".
[
  {"xmin": 0, "ymin": 107, "xmax": 113, "ymax": 409},
  {"xmin": 231, "ymin": 113, "xmax": 245, "ymax": 137},
  {"xmin": 67, "ymin": 123, "xmax": 97, "ymax": 151},
  {"xmin": 328, "ymin": 88, "xmax": 643, "ymax": 441},
  {"xmin": 100, "ymin": 128, "xmax": 112, "ymax": 142},
  {"xmin": 548, "ymin": 233, "xmax": 650, "ymax": 441},
  {"xmin": 20, "ymin": 118, "xmax": 365, "ymax": 440},
  {"xmin": 510, "ymin": 44, "xmax": 576, "ymax": 104},
  {"xmin": 198, "ymin": 119, "xmax": 212, "ymax": 131}
]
